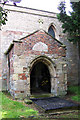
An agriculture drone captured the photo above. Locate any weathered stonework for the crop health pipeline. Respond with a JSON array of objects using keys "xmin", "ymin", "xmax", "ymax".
[
  {"xmin": 0, "ymin": 4, "xmax": 79, "ymax": 96},
  {"xmin": 5, "ymin": 30, "xmax": 67, "ymax": 99}
]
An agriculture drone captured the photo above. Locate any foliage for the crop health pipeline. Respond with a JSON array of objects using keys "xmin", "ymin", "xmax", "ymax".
[
  {"xmin": 57, "ymin": 1, "xmax": 80, "ymax": 43},
  {"xmin": 0, "ymin": 92, "xmax": 38, "ymax": 118},
  {"xmin": 0, "ymin": 0, "xmax": 22, "ymax": 25},
  {"xmin": 71, "ymin": 95, "xmax": 80, "ymax": 102},
  {"xmin": 68, "ymin": 85, "xmax": 80, "ymax": 102},
  {"xmin": 0, "ymin": 5, "xmax": 7, "ymax": 25}
]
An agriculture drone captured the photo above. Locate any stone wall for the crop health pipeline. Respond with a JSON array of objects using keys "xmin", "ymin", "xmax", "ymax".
[
  {"xmin": 6, "ymin": 45, "xmax": 14, "ymax": 93},
  {"xmin": 6, "ymin": 30, "xmax": 67, "ymax": 99},
  {"xmin": 0, "ymin": 4, "xmax": 79, "ymax": 91}
]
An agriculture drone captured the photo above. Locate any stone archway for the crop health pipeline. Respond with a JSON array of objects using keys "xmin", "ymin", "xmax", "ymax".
[
  {"xmin": 30, "ymin": 56, "xmax": 56, "ymax": 95},
  {"xmin": 30, "ymin": 61, "xmax": 51, "ymax": 94}
]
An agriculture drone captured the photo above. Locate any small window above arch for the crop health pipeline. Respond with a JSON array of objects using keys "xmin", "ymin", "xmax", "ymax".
[{"xmin": 48, "ymin": 25, "xmax": 55, "ymax": 38}]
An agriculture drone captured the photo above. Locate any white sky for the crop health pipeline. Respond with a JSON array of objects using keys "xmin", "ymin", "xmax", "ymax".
[{"xmin": 9, "ymin": 0, "xmax": 72, "ymax": 13}]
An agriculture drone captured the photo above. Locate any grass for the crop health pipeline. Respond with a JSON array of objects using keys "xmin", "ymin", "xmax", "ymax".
[
  {"xmin": 54, "ymin": 111, "xmax": 79, "ymax": 119},
  {"xmin": 0, "ymin": 92, "xmax": 38, "ymax": 119},
  {"xmin": 39, "ymin": 109, "xmax": 79, "ymax": 119},
  {"xmin": 0, "ymin": 85, "xmax": 80, "ymax": 119},
  {"xmin": 68, "ymin": 85, "xmax": 80, "ymax": 102}
]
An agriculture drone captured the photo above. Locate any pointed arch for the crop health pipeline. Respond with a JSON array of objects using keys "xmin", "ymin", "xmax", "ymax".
[
  {"xmin": 48, "ymin": 23, "xmax": 59, "ymax": 39},
  {"xmin": 29, "ymin": 55, "xmax": 57, "ymax": 95},
  {"xmin": 48, "ymin": 25, "xmax": 55, "ymax": 38}
]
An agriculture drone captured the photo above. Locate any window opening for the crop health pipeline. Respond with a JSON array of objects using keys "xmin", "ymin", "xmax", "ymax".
[{"xmin": 48, "ymin": 25, "xmax": 55, "ymax": 38}]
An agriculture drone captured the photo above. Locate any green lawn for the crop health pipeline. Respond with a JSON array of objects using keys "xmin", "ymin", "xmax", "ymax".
[
  {"xmin": 0, "ymin": 92, "xmax": 38, "ymax": 119},
  {"xmin": 0, "ymin": 85, "xmax": 80, "ymax": 119},
  {"xmin": 68, "ymin": 85, "xmax": 80, "ymax": 102}
]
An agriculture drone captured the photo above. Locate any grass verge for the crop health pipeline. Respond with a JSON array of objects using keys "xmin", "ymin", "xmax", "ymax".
[
  {"xmin": 68, "ymin": 85, "xmax": 80, "ymax": 102},
  {"xmin": 0, "ymin": 85, "xmax": 80, "ymax": 119},
  {"xmin": 0, "ymin": 92, "xmax": 38, "ymax": 119}
]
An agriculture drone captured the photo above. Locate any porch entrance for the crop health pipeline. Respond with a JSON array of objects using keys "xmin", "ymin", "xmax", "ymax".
[{"xmin": 30, "ymin": 62, "xmax": 51, "ymax": 94}]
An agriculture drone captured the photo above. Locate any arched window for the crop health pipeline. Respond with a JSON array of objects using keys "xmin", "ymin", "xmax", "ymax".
[{"xmin": 48, "ymin": 25, "xmax": 55, "ymax": 38}]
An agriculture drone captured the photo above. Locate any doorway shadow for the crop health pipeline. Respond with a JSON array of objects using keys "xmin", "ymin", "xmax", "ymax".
[{"xmin": 30, "ymin": 62, "xmax": 51, "ymax": 94}]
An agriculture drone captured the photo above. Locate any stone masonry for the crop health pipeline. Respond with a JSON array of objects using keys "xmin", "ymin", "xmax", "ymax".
[
  {"xmin": 0, "ymin": 4, "xmax": 79, "ymax": 96},
  {"xmin": 5, "ymin": 30, "xmax": 67, "ymax": 99}
]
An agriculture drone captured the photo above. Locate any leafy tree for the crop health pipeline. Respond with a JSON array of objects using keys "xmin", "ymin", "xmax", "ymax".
[
  {"xmin": 57, "ymin": 1, "xmax": 80, "ymax": 84},
  {"xmin": 57, "ymin": 1, "xmax": 80, "ymax": 44},
  {"xmin": 0, "ymin": 4, "xmax": 7, "ymax": 25},
  {"xmin": 0, "ymin": 0, "xmax": 22, "ymax": 25}
]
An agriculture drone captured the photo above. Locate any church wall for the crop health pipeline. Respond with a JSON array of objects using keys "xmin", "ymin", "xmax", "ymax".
[
  {"xmin": 6, "ymin": 46, "xmax": 14, "ymax": 93},
  {"xmin": 6, "ymin": 31, "xmax": 67, "ymax": 99},
  {"xmin": 59, "ymin": 36, "xmax": 79, "ymax": 85},
  {"xmin": 0, "ymin": 4, "xmax": 79, "ymax": 91}
]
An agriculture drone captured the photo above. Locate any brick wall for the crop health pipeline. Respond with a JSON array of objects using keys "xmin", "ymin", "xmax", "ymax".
[
  {"xmin": 6, "ymin": 30, "xmax": 67, "ymax": 99},
  {"xmin": 14, "ymin": 31, "xmax": 66, "ymax": 57},
  {"xmin": 0, "ymin": 4, "xmax": 79, "ymax": 92}
]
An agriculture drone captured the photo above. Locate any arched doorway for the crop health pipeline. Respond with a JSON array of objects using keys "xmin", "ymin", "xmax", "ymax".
[{"xmin": 30, "ymin": 62, "xmax": 51, "ymax": 94}]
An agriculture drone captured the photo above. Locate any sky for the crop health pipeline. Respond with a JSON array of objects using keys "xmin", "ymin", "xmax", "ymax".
[{"xmin": 9, "ymin": 0, "xmax": 72, "ymax": 13}]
